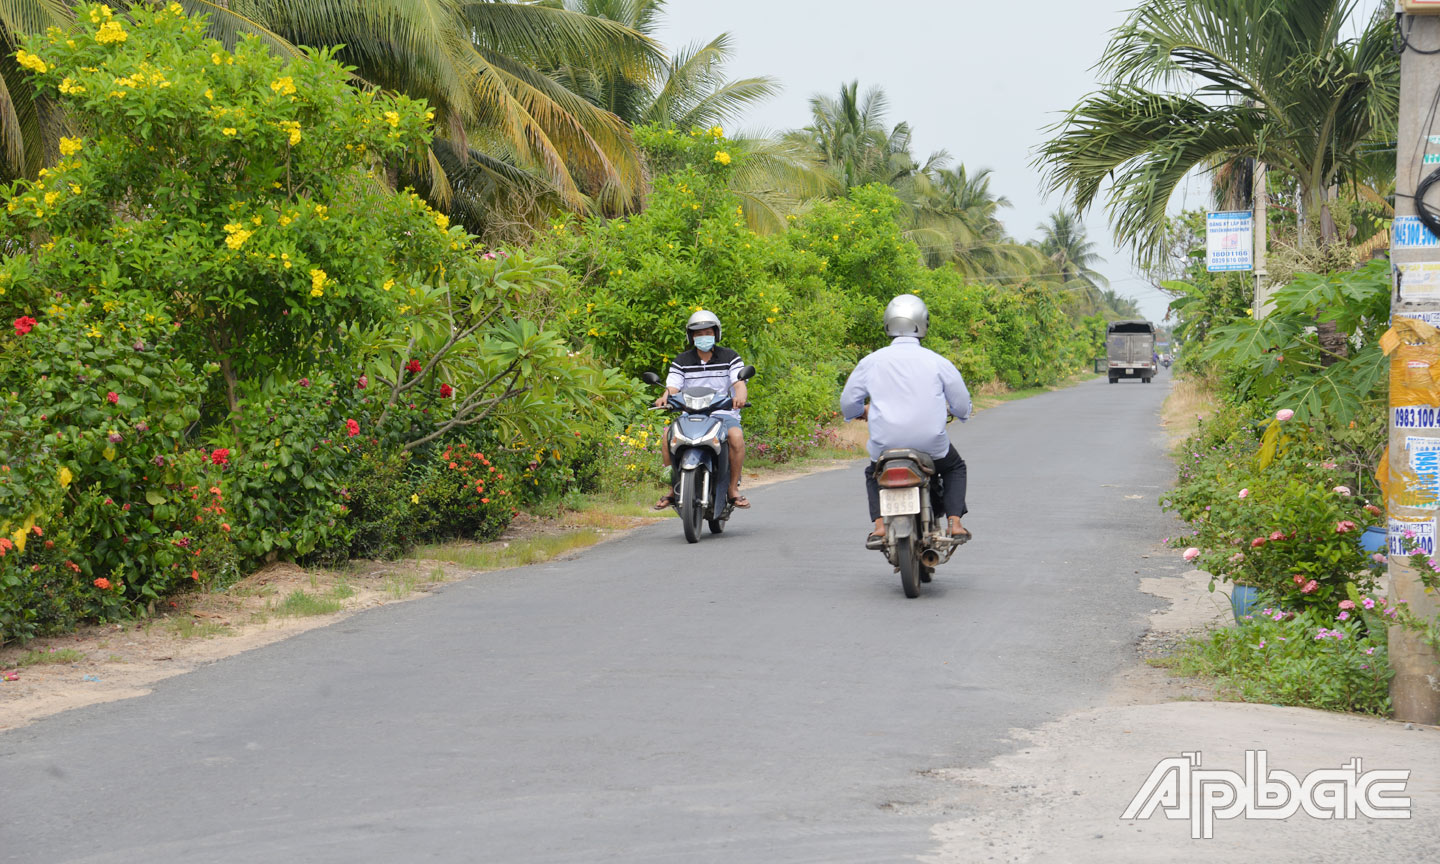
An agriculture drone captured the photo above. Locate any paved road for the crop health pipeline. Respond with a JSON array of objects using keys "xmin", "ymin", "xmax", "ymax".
[{"xmin": 1, "ymin": 371, "xmax": 1177, "ymax": 863}]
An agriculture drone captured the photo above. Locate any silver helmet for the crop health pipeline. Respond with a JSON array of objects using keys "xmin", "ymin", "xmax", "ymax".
[
  {"xmin": 685, "ymin": 308, "xmax": 722, "ymax": 344},
  {"xmin": 883, "ymin": 294, "xmax": 929, "ymax": 339}
]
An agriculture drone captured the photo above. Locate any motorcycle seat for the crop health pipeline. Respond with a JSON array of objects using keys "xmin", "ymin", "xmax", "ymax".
[{"xmin": 877, "ymin": 448, "xmax": 935, "ymax": 474}]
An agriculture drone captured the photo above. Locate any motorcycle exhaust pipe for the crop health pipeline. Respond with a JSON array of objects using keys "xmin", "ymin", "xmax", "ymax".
[{"xmin": 920, "ymin": 548, "xmax": 941, "ymax": 568}]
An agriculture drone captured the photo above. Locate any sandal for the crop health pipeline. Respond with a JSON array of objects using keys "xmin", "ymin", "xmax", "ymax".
[
  {"xmin": 731, "ymin": 494, "xmax": 750, "ymax": 509},
  {"xmin": 653, "ymin": 493, "xmax": 677, "ymax": 511},
  {"xmin": 865, "ymin": 532, "xmax": 885, "ymax": 550}
]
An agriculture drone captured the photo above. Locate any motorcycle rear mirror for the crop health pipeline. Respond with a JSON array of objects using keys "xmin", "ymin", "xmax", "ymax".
[
  {"xmin": 640, "ymin": 371, "xmax": 663, "ymax": 386},
  {"xmin": 736, "ymin": 365, "xmax": 756, "ymax": 382}
]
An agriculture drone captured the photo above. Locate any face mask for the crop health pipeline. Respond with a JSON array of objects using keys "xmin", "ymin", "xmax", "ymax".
[{"xmin": 693, "ymin": 335, "xmax": 716, "ymax": 352}]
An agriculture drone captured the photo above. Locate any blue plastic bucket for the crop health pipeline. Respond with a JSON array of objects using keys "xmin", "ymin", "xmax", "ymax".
[
  {"xmin": 1230, "ymin": 585, "xmax": 1262, "ymax": 622},
  {"xmin": 1359, "ymin": 525, "xmax": 1386, "ymax": 569}
]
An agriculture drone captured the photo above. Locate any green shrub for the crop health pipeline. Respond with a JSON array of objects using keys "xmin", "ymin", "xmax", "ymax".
[
  {"xmin": 1176, "ymin": 607, "xmax": 1392, "ymax": 715},
  {"xmin": 409, "ymin": 444, "xmax": 516, "ymax": 543}
]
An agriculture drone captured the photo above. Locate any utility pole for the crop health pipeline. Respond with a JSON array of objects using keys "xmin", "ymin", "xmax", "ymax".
[
  {"xmin": 1253, "ymin": 161, "xmax": 1270, "ymax": 317},
  {"xmin": 1388, "ymin": 5, "xmax": 1440, "ymax": 725}
]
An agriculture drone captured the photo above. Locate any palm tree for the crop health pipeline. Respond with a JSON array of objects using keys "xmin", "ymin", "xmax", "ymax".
[
  {"xmin": 1034, "ymin": 210, "xmax": 1110, "ymax": 311},
  {"xmin": 0, "ymin": 1, "xmax": 75, "ymax": 183},
  {"xmin": 911, "ymin": 165, "xmax": 1044, "ymax": 277},
  {"xmin": 2, "ymin": 1, "xmax": 663, "ymax": 225},
  {"xmin": 1035, "ymin": 0, "xmax": 1398, "ymax": 263},
  {"xmin": 786, "ymin": 81, "xmax": 925, "ymax": 191}
]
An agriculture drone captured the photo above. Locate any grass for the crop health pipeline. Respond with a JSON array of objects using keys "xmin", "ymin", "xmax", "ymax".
[
  {"xmin": 167, "ymin": 617, "xmax": 234, "ymax": 640},
  {"xmin": 15, "ymin": 648, "xmax": 86, "ymax": 666},
  {"xmin": 1161, "ymin": 371, "xmax": 1221, "ymax": 450},
  {"xmin": 272, "ymin": 589, "xmax": 345, "ymax": 617},
  {"xmin": 385, "ymin": 573, "xmax": 417, "ymax": 599},
  {"xmin": 416, "ymin": 529, "xmax": 604, "ymax": 572}
]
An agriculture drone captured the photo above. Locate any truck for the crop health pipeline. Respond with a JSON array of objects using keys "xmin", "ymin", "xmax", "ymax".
[{"xmin": 1106, "ymin": 320, "xmax": 1157, "ymax": 384}]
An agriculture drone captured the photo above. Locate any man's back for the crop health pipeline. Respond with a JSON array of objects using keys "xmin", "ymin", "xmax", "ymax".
[{"xmin": 841, "ymin": 336, "xmax": 971, "ymax": 461}]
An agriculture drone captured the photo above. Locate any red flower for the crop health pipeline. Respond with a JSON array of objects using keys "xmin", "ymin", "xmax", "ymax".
[
  {"xmin": 357, "ymin": 375, "xmax": 368, "ymax": 390},
  {"xmin": 440, "ymin": 383, "xmax": 453, "ymax": 398},
  {"xmin": 345, "ymin": 418, "xmax": 360, "ymax": 437},
  {"xmin": 190, "ymin": 570, "xmax": 200, "ymax": 581},
  {"xmin": 13, "ymin": 316, "xmax": 36, "ymax": 336},
  {"xmin": 106, "ymin": 391, "xmax": 119, "ymax": 404},
  {"xmin": 210, "ymin": 448, "xmax": 230, "ymax": 466},
  {"xmin": 93, "ymin": 577, "xmax": 111, "ymax": 590},
  {"xmin": 405, "ymin": 359, "xmax": 422, "ymax": 375},
  {"xmin": 1250, "ymin": 537, "xmax": 1265, "ymax": 548}
]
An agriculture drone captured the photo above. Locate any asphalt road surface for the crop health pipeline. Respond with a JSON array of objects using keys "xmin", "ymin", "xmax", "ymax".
[{"xmin": 1, "ymin": 370, "xmax": 1177, "ymax": 863}]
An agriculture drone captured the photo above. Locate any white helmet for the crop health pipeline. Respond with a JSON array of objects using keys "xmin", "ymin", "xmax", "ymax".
[
  {"xmin": 686, "ymin": 308, "xmax": 722, "ymax": 344},
  {"xmin": 883, "ymin": 294, "xmax": 928, "ymax": 339}
]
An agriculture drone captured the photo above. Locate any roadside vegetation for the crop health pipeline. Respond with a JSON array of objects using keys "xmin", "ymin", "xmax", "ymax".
[{"xmin": 0, "ymin": 4, "xmax": 1142, "ymax": 645}]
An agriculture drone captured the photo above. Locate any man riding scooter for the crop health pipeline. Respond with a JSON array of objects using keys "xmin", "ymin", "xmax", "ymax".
[{"xmin": 840, "ymin": 294, "xmax": 972, "ymax": 549}]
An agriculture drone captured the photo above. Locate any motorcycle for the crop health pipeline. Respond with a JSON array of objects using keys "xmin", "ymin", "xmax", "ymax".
[
  {"xmin": 641, "ymin": 366, "xmax": 756, "ymax": 543},
  {"xmin": 872, "ymin": 448, "xmax": 958, "ymax": 598},
  {"xmin": 1162, "ymin": 357, "xmax": 1171, "ymax": 369}
]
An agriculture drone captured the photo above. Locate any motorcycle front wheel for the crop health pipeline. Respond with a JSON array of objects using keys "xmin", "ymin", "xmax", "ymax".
[{"xmin": 679, "ymin": 469, "xmax": 704, "ymax": 544}]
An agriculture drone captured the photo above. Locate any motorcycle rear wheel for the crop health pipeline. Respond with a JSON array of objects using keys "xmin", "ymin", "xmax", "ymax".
[
  {"xmin": 897, "ymin": 535, "xmax": 921, "ymax": 599},
  {"xmin": 679, "ymin": 469, "xmax": 703, "ymax": 544}
]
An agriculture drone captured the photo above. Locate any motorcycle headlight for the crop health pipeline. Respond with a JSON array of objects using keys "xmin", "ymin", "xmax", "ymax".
[{"xmin": 682, "ymin": 390, "xmax": 718, "ymax": 411}]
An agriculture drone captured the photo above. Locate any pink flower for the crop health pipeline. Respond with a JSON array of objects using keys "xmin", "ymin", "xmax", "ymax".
[
  {"xmin": 1363, "ymin": 597, "xmax": 1376, "ymax": 609},
  {"xmin": 1334, "ymin": 520, "xmax": 1357, "ymax": 534},
  {"xmin": 1269, "ymin": 530, "xmax": 1285, "ymax": 541},
  {"xmin": 1182, "ymin": 547, "xmax": 1201, "ymax": 562},
  {"xmin": 1275, "ymin": 408, "xmax": 1295, "ymax": 422},
  {"xmin": 1372, "ymin": 553, "xmax": 1387, "ymax": 564},
  {"xmin": 1302, "ymin": 580, "xmax": 1318, "ymax": 594},
  {"xmin": 1339, "ymin": 599, "xmax": 1356, "ymax": 610},
  {"xmin": 357, "ymin": 375, "xmax": 368, "ymax": 390},
  {"xmin": 1228, "ymin": 552, "xmax": 1245, "ymax": 563},
  {"xmin": 1337, "ymin": 610, "xmax": 1351, "ymax": 621},
  {"xmin": 1333, "ymin": 485, "xmax": 1351, "ymax": 497},
  {"xmin": 298, "ymin": 378, "xmax": 310, "ymax": 388},
  {"xmin": 1321, "ymin": 461, "xmax": 1338, "ymax": 470},
  {"xmin": 106, "ymin": 391, "xmax": 119, "ymax": 405},
  {"xmin": 1251, "ymin": 537, "xmax": 1266, "ymax": 548},
  {"xmin": 1238, "ymin": 488, "xmax": 1250, "ymax": 499},
  {"xmin": 1293, "ymin": 573, "xmax": 1306, "ymax": 585}
]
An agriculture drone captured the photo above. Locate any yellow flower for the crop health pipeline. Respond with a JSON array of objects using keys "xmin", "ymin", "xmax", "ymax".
[
  {"xmin": 168, "ymin": 2, "xmax": 184, "ymax": 14},
  {"xmin": 44, "ymin": 191, "xmax": 58, "ymax": 207},
  {"xmin": 766, "ymin": 317, "xmax": 774, "ymax": 323},
  {"xmin": 384, "ymin": 110, "xmax": 400, "ymax": 127},
  {"xmin": 222, "ymin": 127, "xmax": 237, "ymax": 137},
  {"xmin": 710, "ymin": 125, "xmax": 724, "ymax": 137},
  {"xmin": 59, "ymin": 135, "xmax": 83, "ymax": 155},
  {"xmin": 280, "ymin": 120, "xmax": 301, "ymax": 146},
  {"xmin": 310, "ymin": 286, "xmax": 324, "ymax": 298},
  {"xmin": 410, "ymin": 493, "xmax": 420, "ymax": 504},
  {"xmin": 382, "ymin": 279, "xmax": 394, "ymax": 291},
  {"xmin": 270, "ymin": 77, "xmax": 296, "ymax": 96},
  {"xmin": 309, "ymin": 268, "xmax": 327, "ymax": 295},
  {"xmin": 204, "ymin": 88, "xmax": 213, "ymax": 101},
  {"xmin": 314, "ymin": 204, "xmax": 328, "ymax": 220},
  {"xmin": 251, "ymin": 215, "xmax": 263, "ymax": 226},
  {"xmin": 435, "ymin": 212, "xmax": 449, "ymax": 230},
  {"xmin": 211, "ymin": 52, "xmax": 223, "ymax": 65},
  {"xmin": 713, "ymin": 151, "xmax": 731, "ymax": 165},
  {"xmin": 86, "ymin": 326, "xmax": 101, "ymax": 339},
  {"xmin": 89, "ymin": 5, "xmax": 113, "ymax": 23},
  {"xmin": 771, "ymin": 306, "xmax": 779, "ymax": 314},
  {"xmin": 58, "ymin": 77, "xmax": 86, "ymax": 95},
  {"xmin": 15, "ymin": 50, "xmax": 47, "ymax": 74},
  {"xmin": 58, "ymin": 466, "xmax": 73, "ymax": 488},
  {"xmin": 94, "ymin": 20, "xmax": 127, "ymax": 44},
  {"xmin": 225, "ymin": 228, "xmax": 252, "ymax": 250}
]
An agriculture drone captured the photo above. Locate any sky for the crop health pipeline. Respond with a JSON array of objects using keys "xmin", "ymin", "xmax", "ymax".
[{"xmin": 653, "ymin": 0, "xmax": 1213, "ymax": 323}]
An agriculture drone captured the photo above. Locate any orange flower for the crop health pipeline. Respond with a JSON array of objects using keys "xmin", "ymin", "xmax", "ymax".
[
  {"xmin": 220, "ymin": 523, "xmax": 231, "ymax": 532},
  {"xmin": 94, "ymin": 577, "xmax": 111, "ymax": 590},
  {"xmin": 190, "ymin": 570, "xmax": 199, "ymax": 581}
]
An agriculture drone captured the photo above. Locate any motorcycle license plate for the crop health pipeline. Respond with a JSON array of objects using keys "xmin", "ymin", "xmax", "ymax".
[{"xmin": 879, "ymin": 486, "xmax": 921, "ymax": 516}]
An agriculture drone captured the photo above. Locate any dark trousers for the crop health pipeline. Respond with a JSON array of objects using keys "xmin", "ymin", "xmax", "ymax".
[{"xmin": 865, "ymin": 445, "xmax": 968, "ymax": 522}]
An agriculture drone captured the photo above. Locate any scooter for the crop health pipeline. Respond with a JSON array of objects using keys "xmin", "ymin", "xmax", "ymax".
[
  {"xmin": 641, "ymin": 366, "xmax": 756, "ymax": 543},
  {"xmin": 872, "ymin": 448, "xmax": 958, "ymax": 598}
]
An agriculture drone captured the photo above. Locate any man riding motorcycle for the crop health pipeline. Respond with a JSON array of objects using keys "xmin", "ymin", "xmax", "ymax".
[
  {"xmin": 840, "ymin": 294, "xmax": 972, "ymax": 548},
  {"xmin": 653, "ymin": 309, "xmax": 751, "ymax": 510}
]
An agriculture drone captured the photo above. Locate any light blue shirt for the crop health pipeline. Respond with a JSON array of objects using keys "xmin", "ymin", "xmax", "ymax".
[{"xmin": 840, "ymin": 336, "xmax": 972, "ymax": 461}]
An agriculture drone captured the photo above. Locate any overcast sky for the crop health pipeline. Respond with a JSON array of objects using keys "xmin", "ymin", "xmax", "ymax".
[{"xmin": 653, "ymin": 0, "xmax": 1214, "ymax": 322}]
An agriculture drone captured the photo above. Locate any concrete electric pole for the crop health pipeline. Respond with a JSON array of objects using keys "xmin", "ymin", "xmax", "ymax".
[{"xmin": 1387, "ymin": 4, "xmax": 1440, "ymax": 725}]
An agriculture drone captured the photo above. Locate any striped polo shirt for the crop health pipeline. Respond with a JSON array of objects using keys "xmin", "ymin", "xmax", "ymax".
[{"xmin": 666, "ymin": 345, "xmax": 744, "ymax": 422}]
